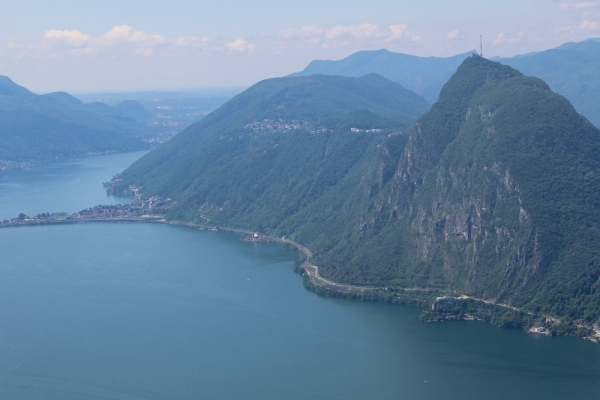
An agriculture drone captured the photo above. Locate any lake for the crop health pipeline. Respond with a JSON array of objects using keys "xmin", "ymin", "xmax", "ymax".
[
  {"xmin": 0, "ymin": 151, "xmax": 147, "ymax": 220},
  {"xmin": 1, "ymin": 152, "xmax": 599, "ymax": 399}
]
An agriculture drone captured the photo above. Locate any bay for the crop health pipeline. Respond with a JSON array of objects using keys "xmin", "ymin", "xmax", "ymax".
[
  {"xmin": 1, "ymin": 154, "xmax": 599, "ymax": 399},
  {"xmin": 0, "ymin": 151, "xmax": 147, "ymax": 220}
]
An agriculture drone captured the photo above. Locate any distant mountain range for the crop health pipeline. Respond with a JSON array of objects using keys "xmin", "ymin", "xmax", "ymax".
[
  {"xmin": 291, "ymin": 39, "xmax": 600, "ymax": 127},
  {"xmin": 290, "ymin": 49, "xmax": 473, "ymax": 104},
  {"xmin": 0, "ymin": 76, "xmax": 150, "ymax": 164},
  {"xmin": 113, "ymin": 56, "xmax": 600, "ymax": 330}
]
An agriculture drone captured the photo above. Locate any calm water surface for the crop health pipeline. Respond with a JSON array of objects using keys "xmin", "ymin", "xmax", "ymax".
[
  {"xmin": 0, "ymin": 154, "xmax": 599, "ymax": 399},
  {"xmin": 0, "ymin": 151, "xmax": 147, "ymax": 220}
]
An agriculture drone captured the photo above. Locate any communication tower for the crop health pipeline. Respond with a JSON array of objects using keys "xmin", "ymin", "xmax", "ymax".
[{"xmin": 480, "ymin": 35, "xmax": 483, "ymax": 58}]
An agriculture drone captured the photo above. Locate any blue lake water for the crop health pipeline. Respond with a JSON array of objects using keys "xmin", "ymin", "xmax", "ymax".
[
  {"xmin": 1, "ymin": 153, "xmax": 600, "ymax": 399},
  {"xmin": 0, "ymin": 151, "xmax": 147, "ymax": 220}
]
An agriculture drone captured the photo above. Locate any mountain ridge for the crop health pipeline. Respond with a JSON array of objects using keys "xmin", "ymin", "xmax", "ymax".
[
  {"xmin": 290, "ymin": 49, "xmax": 473, "ymax": 103},
  {"xmin": 291, "ymin": 39, "xmax": 600, "ymax": 127},
  {"xmin": 113, "ymin": 57, "xmax": 600, "ymax": 325},
  {"xmin": 0, "ymin": 75, "xmax": 150, "ymax": 164}
]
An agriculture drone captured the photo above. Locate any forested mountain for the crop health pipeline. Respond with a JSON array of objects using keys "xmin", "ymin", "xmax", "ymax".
[
  {"xmin": 116, "ymin": 57, "xmax": 600, "ymax": 323},
  {"xmin": 495, "ymin": 39, "xmax": 600, "ymax": 126},
  {"xmin": 111, "ymin": 74, "xmax": 428, "ymax": 223},
  {"xmin": 0, "ymin": 76, "xmax": 149, "ymax": 164},
  {"xmin": 298, "ymin": 56, "xmax": 600, "ymax": 321},
  {"xmin": 290, "ymin": 49, "xmax": 472, "ymax": 103}
]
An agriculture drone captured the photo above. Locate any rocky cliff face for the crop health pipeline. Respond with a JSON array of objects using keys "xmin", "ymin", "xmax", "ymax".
[{"xmin": 316, "ymin": 56, "xmax": 600, "ymax": 317}]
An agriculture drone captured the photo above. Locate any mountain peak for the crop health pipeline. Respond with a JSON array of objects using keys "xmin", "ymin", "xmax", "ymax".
[{"xmin": 0, "ymin": 75, "xmax": 37, "ymax": 100}]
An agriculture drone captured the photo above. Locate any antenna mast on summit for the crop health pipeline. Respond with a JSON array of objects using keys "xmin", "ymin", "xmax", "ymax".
[{"xmin": 480, "ymin": 35, "xmax": 483, "ymax": 58}]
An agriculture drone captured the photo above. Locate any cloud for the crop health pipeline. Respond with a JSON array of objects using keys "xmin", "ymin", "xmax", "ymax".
[
  {"xmin": 226, "ymin": 38, "xmax": 256, "ymax": 53},
  {"xmin": 559, "ymin": 1, "xmax": 600, "ymax": 11},
  {"xmin": 175, "ymin": 36, "xmax": 210, "ymax": 47},
  {"xmin": 11, "ymin": 25, "xmax": 265, "ymax": 59},
  {"xmin": 493, "ymin": 32, "xmax": 524, "ymax": 45},
  {"xmin": 14, "ymin": 21, "xmax": 423, "ymax": 64},
  {"xmin": 325, "ymin": 23, "xmax": 382, "ymax": 39},
  {"xmin": 102, "ymin": 25, "xmax": 133, "ymax": 41},
  {"xmin": 277, "ymin": 22, "xmax": 416, "ymax": 46},
  {"xmin": 446, "ymin": 30, "xmax": 468, "ymax": 40},
  {"xmin": 37, "ymin": 25, "xmax": 170, "ymax": 57},
  {"xmin": 44, "ymin": 29, "xmax": 90, "ymax": 47},
  {"xmin": 99, "ymin": 25, "xmax": 166, "ymax": 46},
  {"xmin": 580, "ymin": 19, "xmax": 599, "ymax": 28},
  {"xmin": 278, "ymin": 25, "xmax": 324, "ymax": 39},
  {"xmin": 388, "ymin": 24, "xmax": 409, "ymax": 39}
]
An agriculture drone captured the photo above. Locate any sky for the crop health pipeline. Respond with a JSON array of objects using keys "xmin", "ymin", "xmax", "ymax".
[{"xmin": 1, "ymin": 0, "xmax": 600, "ymax": 93}]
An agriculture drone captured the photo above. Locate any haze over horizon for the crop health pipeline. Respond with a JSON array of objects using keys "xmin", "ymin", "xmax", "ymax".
[{"xmin": 2, "ymin": 0, "xmax": 600, "ymax": 93}]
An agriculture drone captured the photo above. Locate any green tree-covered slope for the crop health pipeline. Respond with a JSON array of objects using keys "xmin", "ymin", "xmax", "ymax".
[
  {"xmin": 495, "ymin": 39, "xmax": 600, "ymax": 127},
  {"xmin": 306, "ymin": 56, "xmax": 600, "ymax": 321},
  {"xmin": 116, "ymin": 60, "xmax": 600, "ymax": 322},
  {"xmin": 113, "ymin": 74, "xmax": 428, "ymax": 226},
  {"xmin": 0, "ymin": 76, "xmax": 149, "ymax": 163}
]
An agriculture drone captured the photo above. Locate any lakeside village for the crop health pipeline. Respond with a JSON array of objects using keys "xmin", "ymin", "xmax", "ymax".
[
  {"xmin": 0, "ymin": 195, "xmax": 173, "ymax": 228},
  {"xmin": 2, "ymin": 193, "xmax": 600, "ymax": 343}
]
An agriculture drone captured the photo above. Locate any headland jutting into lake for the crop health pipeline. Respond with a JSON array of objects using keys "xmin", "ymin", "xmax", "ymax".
[{"xmin": 3, "ymin": 195, "xmax": 600, "ymax": 342}]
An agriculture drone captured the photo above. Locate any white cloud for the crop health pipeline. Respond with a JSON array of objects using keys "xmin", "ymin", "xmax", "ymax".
[
  {"xmin": 580, "ymin": 19, "xmax": 599, "ymax": 29},
  {"xmin": 44, "ymin": 29, "xmax": 90, "ymax": 47},
  {"xmin": 493, "ymin": 32, "xmax": 524, "ymax": 45},
  {"xmin": 226, "ymin": 38, "xmax": 256, "ymax": 53},
  {"xmin": 278, "ymin": 25, "xmax": 324, "ymax": 39},
  {"xmin": 447, "ymin": 30, "xmax": 459, "ymax": 40},
  {"xmin": 559, "ymin": 1, "xmax": 600, "ymax": 11},
  {"xmin": 277, "ymin": 22, "xmax": 415, "ymax": 46},
  {"xmin": 102, "ymin": 25, "xmax": 133, "ymax": 41},
  {"xmin": 175, "ymin": 36, "xmax": 210, "ymax": 47},
  {"xmin": 99, "ymin": 25, "xmax": 165, "ymax": 46},
  {"xmin": 388, "ymin": 24, "xmax": 409, "ymax": 39},
  {"xmin": 447, "ymin": 30, "xmax": 464, "ymax": 40},
  {"xmin": 37, "ymin": 25, "xmax": 169, "ymax": 57},
  {"xmin": 325, "ymin": 23, "xmax": 382, "ymax": 39}
]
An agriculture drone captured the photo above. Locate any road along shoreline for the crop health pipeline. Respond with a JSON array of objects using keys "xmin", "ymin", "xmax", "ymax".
[
  {"xmin": 5, "ymin": 215, "xmax": 598, "ymax": 341},
  {"xmin": 0, "ymin": 215, "xmax": 406, "ymax": 297}
]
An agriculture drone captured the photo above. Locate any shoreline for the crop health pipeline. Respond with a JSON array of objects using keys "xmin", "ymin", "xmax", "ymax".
[
  {"xmin": 0, "ymin": 215, "xmax": 382, "ymax": 294},
  {"xmin": 0, "ymin": 215, "xmax": 429, "ymax": 300},
  {"xmin": 3, "ymin": 215, "xmax": 600, "ymax": 342}
]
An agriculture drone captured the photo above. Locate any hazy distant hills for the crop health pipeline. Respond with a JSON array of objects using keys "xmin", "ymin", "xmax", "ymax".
[
  {"xmin": 291, "ymin": 39, "xmax": 600, "ymax": 128},
  {"xmin": 495, "ymin": 39, "xmax": 600, "ymax": 126},
  {"xmin": 112, "ymin": 73, "xmax": 428, "ymax": 224},
  {"xmin": 115, "ymin": 57, "xmax": 600, "ymax": 324},
  {"xmin": 0, "ymin": 76, "xmax": 150, "ymax": 164},
  {"xmin": 76, "ymin": 91, "xmax": 233, "ymax": 143},
  {"xmin": 290, "ymin": 49, "xmax": 473, "ymax": 103}
]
